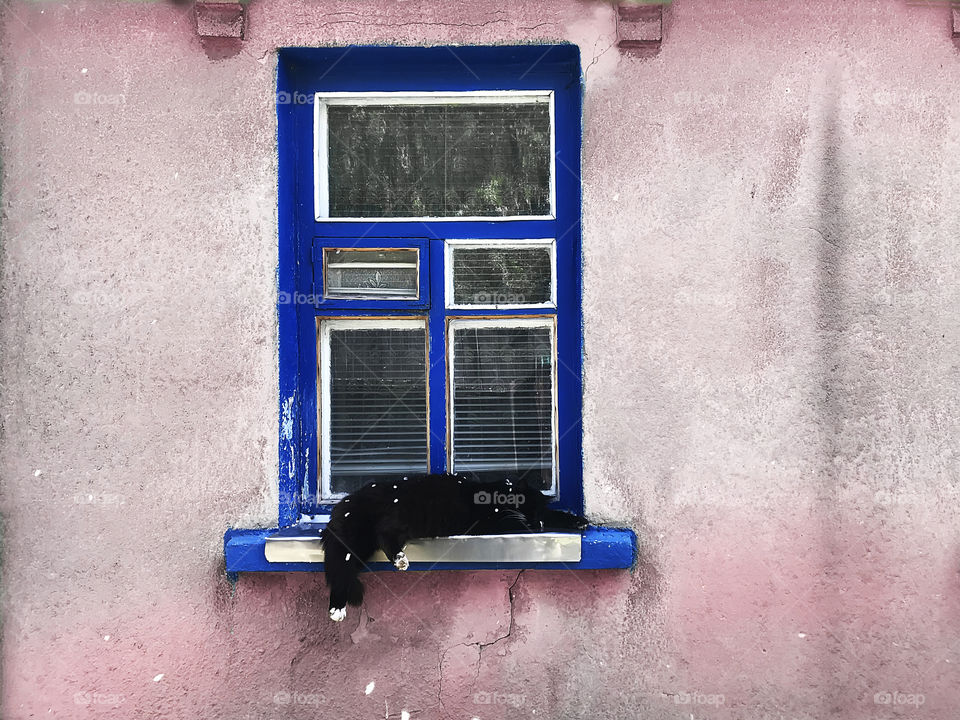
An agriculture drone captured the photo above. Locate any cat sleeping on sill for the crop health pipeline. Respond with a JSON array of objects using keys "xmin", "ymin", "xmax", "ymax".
[{"xmin": 320, "ymin": 473, "xmax": 588, "ymax": 622}]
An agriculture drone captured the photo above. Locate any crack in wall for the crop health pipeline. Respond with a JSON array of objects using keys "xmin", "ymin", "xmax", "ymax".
[
  {"xmin": 436, "ymin": 570, "xmax": 523, "ymax": 713},
  {"xmin": 385, "ymin": 699, "xmax": 425, "ymax": 719},
  {"xmin": 477, "ymin": 570, "xmax": 522, "ymax": 656},
  {"xmin": 584, "ymin": 40, "xmax": 617, "ymax": 80}
]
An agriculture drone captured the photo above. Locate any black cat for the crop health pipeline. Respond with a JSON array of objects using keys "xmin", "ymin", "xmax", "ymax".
[{"xmin": 320, "ymin": 473, "xmax": 587, "ymax": 621}]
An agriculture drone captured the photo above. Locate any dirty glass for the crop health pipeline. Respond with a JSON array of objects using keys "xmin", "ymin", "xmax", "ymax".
[
  {"xmin": 326, "ymin": 103, "xmax": 552, "ymax": 217},
  {"xmin": 452, "ymin": 246, "xmax": 552, "ymax": 305},
  {"xmin": 328, "ymin": 327, "xmax": 428, "ymax": 493},
  {"xmin": 451, "ymin": 325, "xmax": 553, "ymax": 491},
  {"xmin": 323, "ymin": 248, "xmax": 419, "ymax": 299}
]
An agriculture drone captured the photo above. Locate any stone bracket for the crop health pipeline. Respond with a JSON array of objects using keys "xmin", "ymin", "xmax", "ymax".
[
  {"xmin": 195, "ymin": 1, "xmax": 246, "ymax": 40},
  {"xmin": 616, "ymin": 2, "xmax": 664, "ymax": 51}
]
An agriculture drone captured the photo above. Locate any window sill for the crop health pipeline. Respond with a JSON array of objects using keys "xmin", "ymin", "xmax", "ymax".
[{"xmin": 224, "ymin": 525, "xmax": 635, "ymax": 578}]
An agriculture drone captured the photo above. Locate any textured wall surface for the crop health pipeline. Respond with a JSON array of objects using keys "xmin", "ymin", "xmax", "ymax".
[{"xmin": 2, "ymin": 0, "xmax": 960, "ymax": 718}]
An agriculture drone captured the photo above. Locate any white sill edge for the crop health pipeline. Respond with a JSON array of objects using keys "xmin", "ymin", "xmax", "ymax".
[{"xmin": 264, "ymin": 531, "xmax": 582, "ymax": 564}]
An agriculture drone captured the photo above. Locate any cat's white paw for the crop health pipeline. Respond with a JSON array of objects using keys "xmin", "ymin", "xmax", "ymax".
[
  {"xmin": 393, "ymin": 551, "xmax": 410, "ymax": 571},
  {"xmin": 330, "ymin": 607, "xmax": 347, "ymax": 622}
]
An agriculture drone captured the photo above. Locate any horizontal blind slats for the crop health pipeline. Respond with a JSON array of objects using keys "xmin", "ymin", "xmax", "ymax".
[
  {"xmin": 327, "ymin": 104, "xmax": 551, "ymax": 218},
  {"xmin": 328, "ymin": 327, "xmax": 428, "ymax": 493},
  {"xmin": 452, "ymin": 247, "xmax": 552, "ymax": 305},
  {"xmin": 452, "ymin": 326, "xmax": 553, "ymax": 491}
]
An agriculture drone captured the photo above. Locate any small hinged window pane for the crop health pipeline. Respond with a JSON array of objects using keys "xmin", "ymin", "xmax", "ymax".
[
  {"xmin": 323, "ymin": 248, "xmax": 419, "ymax": 300},
  {"xmin": 449, "ymin": 243, "xmax": 554, "ymax": 307}
]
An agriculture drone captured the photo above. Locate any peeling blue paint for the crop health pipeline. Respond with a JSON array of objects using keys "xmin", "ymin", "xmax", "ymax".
[
  {"xmin": 280, "ymin": 396, "xmax": 295, "ymax": 441},
  {"xmin": 302, "ymin": 445, "xmax": 310, "ymax": 505}
]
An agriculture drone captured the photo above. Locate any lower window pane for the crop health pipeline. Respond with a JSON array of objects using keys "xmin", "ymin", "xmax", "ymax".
[
  {"xmin": 451, "ymin": 323, "xmax": 555, "ymax": 492},
  {"xmin": 325, "ymin": 323, "xmax": 428, "ymax": 494}
]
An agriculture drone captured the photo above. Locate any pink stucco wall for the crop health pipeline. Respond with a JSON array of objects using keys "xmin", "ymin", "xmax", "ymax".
[{"xmin": 2, "ymin": 0, "xmax": 960, "ymax": 718}]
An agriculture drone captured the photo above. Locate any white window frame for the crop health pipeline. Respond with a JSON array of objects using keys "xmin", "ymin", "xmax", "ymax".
[
  {"xmin": 318, "ymin": 317, "xmax": 430, "ymax": 500},
  {"xmin": 314, "ymin": 90, "xmax": 557, "ymax": 222},
  {"xmin": 446, "ymin": 316, "xmax": 559, "ymax": 496},
  {"xmin": 444, "ymin": 238, "xmax": 557, "ymax": 310}
]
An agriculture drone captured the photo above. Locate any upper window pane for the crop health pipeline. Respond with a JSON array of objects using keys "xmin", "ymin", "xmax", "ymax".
[{"xmin": 318, "ymin": 93, "xmax": 554, "ymax": 219}]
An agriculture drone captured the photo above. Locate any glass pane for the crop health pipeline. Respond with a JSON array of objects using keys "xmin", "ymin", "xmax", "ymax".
[
  {"xmin": 326, "ymin": 103, "xmax": 551, "ymax": 218},
  {"xmin": 451, "ymin": 325, "xmax": 554, "ymax": 491},
  {"xmin": 324, "ymin": 248, "xmax": 419, "ymax": 299},
  {"xmin": 452, "ymin": 246, "xmax": 552, "ymax": 305},
  {"xmin": 327, "ymin": 326, "xmax": 428, "ymax": 494}
]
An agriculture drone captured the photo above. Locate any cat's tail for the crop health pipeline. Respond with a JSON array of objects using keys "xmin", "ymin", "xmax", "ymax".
[{"xmin": 320, "ymin": 526, "xmax": 364, "ymax": 621}]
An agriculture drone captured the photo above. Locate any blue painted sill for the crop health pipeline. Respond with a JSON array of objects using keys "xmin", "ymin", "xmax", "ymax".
[{"xmin": 224, "ymin": 526, "xmax": 636, "ymax": 578}]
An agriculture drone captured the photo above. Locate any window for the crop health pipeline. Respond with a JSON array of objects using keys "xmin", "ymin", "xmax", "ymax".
[
  {"xmin": 315, "ymin": 92, "xmax": 555, "ymax": 221},
  {"xmin": 276, "ymin": 45, "xmax": 583, "ymax": 523}
]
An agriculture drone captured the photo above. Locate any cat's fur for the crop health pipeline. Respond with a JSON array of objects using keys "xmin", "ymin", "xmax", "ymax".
[{"xmin": 320, "ymin": 474, "xmax": 587, "ymax": 621}]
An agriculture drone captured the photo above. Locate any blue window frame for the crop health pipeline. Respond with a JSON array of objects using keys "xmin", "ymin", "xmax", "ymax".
[{"xmin": 276, "ymin": 45, "xmax": 583, "ymax": 525}]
